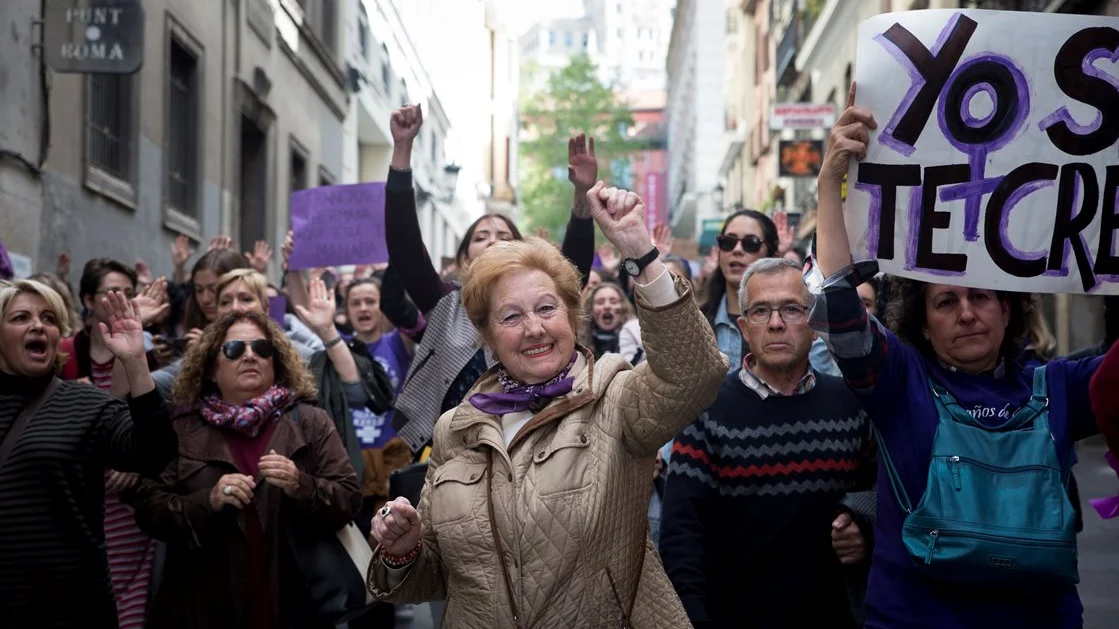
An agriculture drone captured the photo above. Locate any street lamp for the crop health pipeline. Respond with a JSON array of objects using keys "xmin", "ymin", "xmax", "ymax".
[{"xmin": 443, "ymin": 163, "xmax": 461, "ymax": 202}]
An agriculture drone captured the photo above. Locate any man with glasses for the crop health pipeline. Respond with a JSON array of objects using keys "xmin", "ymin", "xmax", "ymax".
[{"xmin": 660, "ymin": 257, "xmax": 876, "ymax": 628}]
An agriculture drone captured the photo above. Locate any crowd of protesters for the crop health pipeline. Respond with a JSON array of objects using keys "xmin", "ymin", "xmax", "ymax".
[{"xmin": 0, "ymin": 95, "xmax": 1117, "ymax": 629}]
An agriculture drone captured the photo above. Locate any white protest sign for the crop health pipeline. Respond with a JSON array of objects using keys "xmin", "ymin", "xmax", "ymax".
[{"xmin": 848, "ymin": 9, "xmax": 1119, "ymax": 294}]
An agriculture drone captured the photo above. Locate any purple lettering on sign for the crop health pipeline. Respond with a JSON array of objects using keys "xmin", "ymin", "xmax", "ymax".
[
  {"xmin": 935, "ymin": 53, "xmax": 1032, "ymax": 243},
  {"xmin": 905, "ymin": 186, "xmax": 924, "ymax": 271},
  {"xmin": 1045, "ymin": 170, "xmax": 1081, "ymax": 278},
  {"xmin": 1038, "ymin": 46, "xmax": 1119, "ymax": 137},
  {"xmin": 855, "ymin": 181, "xmax": 885, "ymax": 256},
  {"xmin": 960, "ymin": 82, "xmax": 997, "ymax": 128},
  {"xmin": 997, "ymin": 179, "xmax": 1055, "ymax": 263},
  {"xmin": 868, "ymin": 14, "xmax": 966, "ymax": 156}
]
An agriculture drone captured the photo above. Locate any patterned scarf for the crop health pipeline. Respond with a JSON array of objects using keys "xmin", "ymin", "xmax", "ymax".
[
  {"xmin": 468, "ymin": 354, "xmax": 578, "ymax": 415},
  {"xmin": 200, "ymin": 385, "xmax": 293, "ymax": 437}
]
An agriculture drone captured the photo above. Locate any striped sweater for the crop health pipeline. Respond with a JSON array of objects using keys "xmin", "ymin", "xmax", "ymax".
[
  {"xmin": 76, "ymin": 356, "xmax": 157, "ymax": 629},
  {"xmin": 660, "ymin": 371, "xmax": 874, "ymax": 629},
  {"xmin": 0, "ymin": 370, "xmax": 176, "ymax": 629}
]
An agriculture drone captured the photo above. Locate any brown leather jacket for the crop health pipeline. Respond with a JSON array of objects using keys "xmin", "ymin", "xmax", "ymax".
[
  {"xmin": 368, "ymin": 278, "xmax": 726, "ymax": 628},
  {"xmin": 132, "ymin": 402, "xmax": 361, "ymax": 628}
]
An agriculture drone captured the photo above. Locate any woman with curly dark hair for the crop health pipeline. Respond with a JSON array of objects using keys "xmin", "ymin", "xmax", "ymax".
[
  {"xmin": 131, "ymin": 311, "xmax": 360, "ymax": 629},
  {"xmin": 808, "ymin": 85, "xmax": 1119, "ymax": 629}
]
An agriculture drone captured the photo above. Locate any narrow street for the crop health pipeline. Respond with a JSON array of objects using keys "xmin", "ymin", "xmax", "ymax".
[{"xmin": 1073, "ymin": 441, "xmax": 1119, "ymax": 629}]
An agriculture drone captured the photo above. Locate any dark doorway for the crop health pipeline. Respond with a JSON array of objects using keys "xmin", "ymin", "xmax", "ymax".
[{"xmin": 239, "ymin": 115, "xmax": 268, "ymax": 255}]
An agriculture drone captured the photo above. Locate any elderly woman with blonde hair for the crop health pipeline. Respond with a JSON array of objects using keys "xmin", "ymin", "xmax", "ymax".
[
  {"xmin": 367, "ymin": 182, "xmax": 727, "ymax": 627},
  {"xmin": 0, "ymin": 279, "xmax": 176, "ymax": 627},
  {"xmin": 131, "ymin": 311, "xmax": 361, "ymax": 628}
]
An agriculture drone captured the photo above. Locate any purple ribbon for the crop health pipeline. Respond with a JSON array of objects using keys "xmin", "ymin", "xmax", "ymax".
[
  {"xmin": 468, "ymin": 355, "xmax": 577, "ymax": 415},
  {"xmin": 1089, "ymin": 451, "xmax": 1119, "ymax": 520}
]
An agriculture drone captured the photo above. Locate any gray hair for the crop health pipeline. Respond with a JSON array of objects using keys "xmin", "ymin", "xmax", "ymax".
[{"xmin": 738, "ymin": 257, "xmax": 808, "ymax": 312}]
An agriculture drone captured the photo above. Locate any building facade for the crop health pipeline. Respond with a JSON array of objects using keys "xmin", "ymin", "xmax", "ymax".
[
  {"xmin": 519, "ymin": 17, "xmax": 599, "ymax": 94},
  {"xmin": 389, "ymin": 0, "xmax": 520, "ymax": 222},
  {"xmin": 585, "ymin": 0, "xmax": 676, "ymax": 90},
  {"xmin": 342, "ymin": 0, "xmax": 469, "ymax": 264},
  {"xmin": 0, "ymin": 0, "xmax": 351, "ymax": 281},
  {"xmin": 665, "ymin": 0, "xmax": 726, "ymax": 240}
]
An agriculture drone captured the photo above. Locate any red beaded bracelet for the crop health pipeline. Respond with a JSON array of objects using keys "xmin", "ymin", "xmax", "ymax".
[{"xmin": 381, "ymin": 541, "xmax": 422, "ymax": 569}]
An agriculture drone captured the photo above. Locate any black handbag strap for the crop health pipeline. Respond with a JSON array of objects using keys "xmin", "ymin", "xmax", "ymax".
[{"xmin": 0, "ymin": 377, "xmax": 61, "ymax": 470}]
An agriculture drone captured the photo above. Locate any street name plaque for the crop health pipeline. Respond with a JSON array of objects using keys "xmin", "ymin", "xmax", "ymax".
[{"xmin": 44, "ymin": 0, "xmax": 144, "ymax": 74}]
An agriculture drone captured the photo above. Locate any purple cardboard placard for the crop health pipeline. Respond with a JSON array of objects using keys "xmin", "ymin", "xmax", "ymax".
[
  {"xmin": 288, "ymin": 182, "xmax": 387, "ymax": 270},
  {"xmin": 268, "ymin": 295, "xmax": 287, "ymax": 325}
]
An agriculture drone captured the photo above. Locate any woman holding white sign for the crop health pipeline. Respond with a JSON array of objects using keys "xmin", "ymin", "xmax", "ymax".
[{"xmin": 809, "ymin": 83, "xmax": 1117, "ymax": 629}]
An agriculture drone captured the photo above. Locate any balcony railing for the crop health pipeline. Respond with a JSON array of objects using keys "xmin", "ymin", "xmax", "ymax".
[{"xmin": 774, "ymin": 19, "xmax": 799, "ymax": 86}]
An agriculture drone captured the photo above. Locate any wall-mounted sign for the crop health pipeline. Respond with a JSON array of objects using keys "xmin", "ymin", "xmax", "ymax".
[
  {"xmin": 770, "ymin": 103, "xmax": 836, "ymax": 130},
  {"xmin": 778, "ymin": 139, "xmax": 824, "ymax": 178},
  {"xmin": 44, "ymin": 0, "xmax": 144, "ymax": 74}
]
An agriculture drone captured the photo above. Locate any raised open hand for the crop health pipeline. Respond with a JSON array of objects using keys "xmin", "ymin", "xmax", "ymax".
[
  {"xmin": 208, "ymin": 236, "xmax": 234, "ymax": 252},
  {"xmin": 281, "ymin": 230, "xmax": 294, "ymax": 273},
  {"xmin": 99, "ymin": 291, "xmax": 147, "ymax": 361},
  {"xmin": 171, "ymin": 234, "xmax": 195, "ymax": 270},
  {"xmin": 135, "ymin": 277, "xmax": 170, "ymax": 326},
  {"xmin": 568, "ymin": 134, "xmax": 598, "ymax": 193},
  {"xmin": 294, "ymin": 276, "xmax": 338, "ymax": 338},
  {"xmin": 653, "ymin": 223, "xmax": 674, "ymax": 257},
  {"xmin": 56, "ymin": 251, "xmax": 71, "ymax": 278},
  {"xmin": 585, "ymin": 182, "xmax": 652, "ymax": 260},
  {"xmin": 134, "ymin": 259, "xmax": 153, "ymax": 286},
  {"xmin": 245, "ymin": 240, "xmax": 273, "ymax": 274},
  {"xmin": 390, "ymin": 104, "xmax": 423, "ymax": 144},
  {"xmin": 773, "ymin": 211, "xmax": 795, "ymax": 255},
  {"xmin": 596, "ymin": 244, "xmax": 620, "ymax": 273},
  {"xmin": 702, "ymin": 246, "xmax": 719, "ymax": 277},
  {"xmin": 823, "ymin": 82, "xmax": 876, "ymax": 184}
]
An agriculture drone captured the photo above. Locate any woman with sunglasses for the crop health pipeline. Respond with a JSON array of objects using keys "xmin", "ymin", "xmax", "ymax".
[
  {"xmin": 131, "ymin": 311, "xmax": 361, "ymax": 629},
  {"xmin": 701, "ymin": 211, "xmax": 785, "ymax": 370}
]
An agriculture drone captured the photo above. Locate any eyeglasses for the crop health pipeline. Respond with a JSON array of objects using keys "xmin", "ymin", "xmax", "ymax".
[
  {"xmin": 95, "ymin": 288, "xmax": 137, "ymax": 300},
  {"xmin": 716, "ymin": 234, "xmax": 765, "ymax": 254},
  {"xmin": 744, "ymin": 304, "xmax": 809, "ymax": 326},
  {"xmin": 495, "ymin": 304, "xmax": 562, "ymax": 328},
  {"xmin": 221, "ymin": 339, "xmax": 275, "ymax": 360}
]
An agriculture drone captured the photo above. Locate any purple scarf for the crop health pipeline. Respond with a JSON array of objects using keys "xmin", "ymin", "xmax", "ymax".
[
  {"xmin": 200, "ymin": 385, "xmax": 293, "ymax": 437},
  {"xmin": 469, "ymin": 354, "xmax": 578, "ymax": 415}
]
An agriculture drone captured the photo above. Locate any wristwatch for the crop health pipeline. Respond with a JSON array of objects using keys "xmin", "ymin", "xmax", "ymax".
[{"xmin": 622, "ymin": 247, "xmax": 660, "ymax": 277}]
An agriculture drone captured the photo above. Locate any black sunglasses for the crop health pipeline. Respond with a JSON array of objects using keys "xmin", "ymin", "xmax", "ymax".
[
  {"xmin": 221, "ymin": 339, "xmax": 275, "ymax": 361},
  {"xmin": 716, "ymin": 233, "xmax": 765, "ymax": 254}
]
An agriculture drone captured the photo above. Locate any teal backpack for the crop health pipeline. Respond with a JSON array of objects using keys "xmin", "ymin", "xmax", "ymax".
[{"xmin": 877, "ymin": 366, "xmax": 1079, "ymax": 588}]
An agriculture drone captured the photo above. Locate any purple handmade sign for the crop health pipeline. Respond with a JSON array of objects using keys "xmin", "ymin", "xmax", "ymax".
[
  {"xmin": 288, "ymin": 182, "xmax": 387, "ymax": 270},
  {"xmin": 268, "ymin": 295, "xmax": 287, "ymax": 325},
  {"xmin": 848, "ymin": 10, "xmax": 1119, "ymax": 295}
]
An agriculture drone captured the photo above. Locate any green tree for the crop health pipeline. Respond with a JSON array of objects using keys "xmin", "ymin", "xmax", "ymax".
[{"xmin": 519, "ymin": 55, "xmax": 645, "ymax": 237}]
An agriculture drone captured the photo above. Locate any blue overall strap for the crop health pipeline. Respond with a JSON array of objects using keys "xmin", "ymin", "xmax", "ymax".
[{"xmin": 872, "ymin": 423, "xmax": 913, "ymax": 514}]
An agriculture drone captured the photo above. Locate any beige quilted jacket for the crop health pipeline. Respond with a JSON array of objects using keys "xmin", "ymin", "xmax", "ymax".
[{"xmin": 367, "ymin": 277, "xmax": 727, "ymax": 628}]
